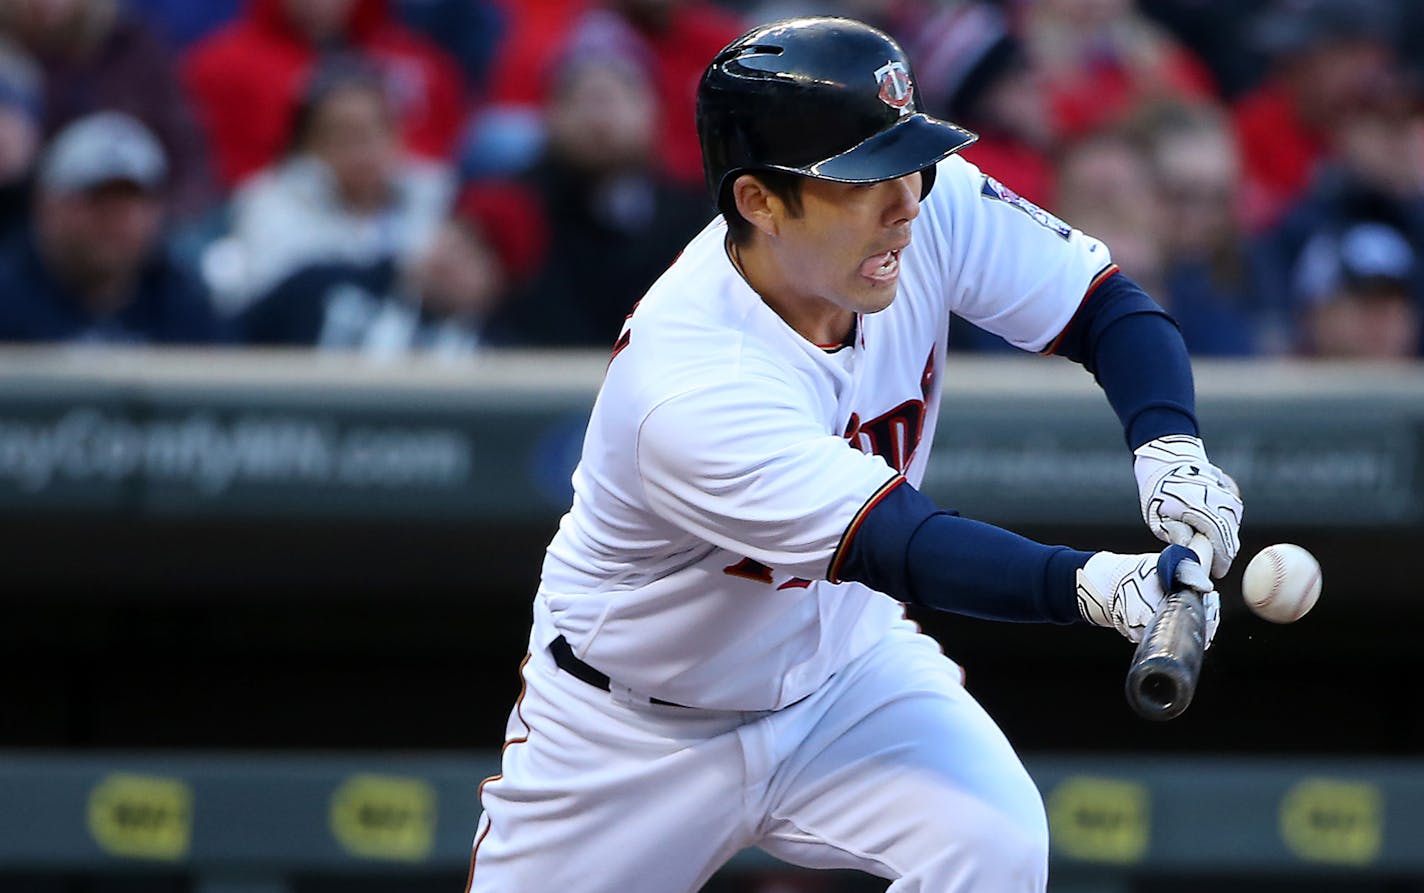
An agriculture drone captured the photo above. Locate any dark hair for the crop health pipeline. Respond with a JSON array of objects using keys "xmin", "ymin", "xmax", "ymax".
[
  {"xmin": 286, "ymin": 54, "xmax": 390, "ymax": 155},
  {"xmin": 723, "ymin": 169, "xmax": 805, "ymax": 245}
]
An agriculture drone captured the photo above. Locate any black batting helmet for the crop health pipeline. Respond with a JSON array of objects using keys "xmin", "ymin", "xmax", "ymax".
[{"xmin": 696, "ymin": 17, "xmax": 977, "ymax": 219}]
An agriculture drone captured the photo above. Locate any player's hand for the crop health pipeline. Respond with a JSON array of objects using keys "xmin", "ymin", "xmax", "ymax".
[
  {"xmin": 1133, "ymin": 434, "xmax": 1242, "ymax": 578},
  {"xmin": 1076, "ymin": 546, "xmax": 1221, "ymax": 647}
]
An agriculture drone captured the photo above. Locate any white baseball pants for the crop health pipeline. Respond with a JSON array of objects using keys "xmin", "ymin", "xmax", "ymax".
[{"xmin": 465, "ymin": 613, "xmax": 1048, "ymax": 892}]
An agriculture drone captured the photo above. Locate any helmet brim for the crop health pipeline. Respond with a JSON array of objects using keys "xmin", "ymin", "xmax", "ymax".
[{"xmin": 798, "ymin": 114, "xmax": 977, "ymax": 183}]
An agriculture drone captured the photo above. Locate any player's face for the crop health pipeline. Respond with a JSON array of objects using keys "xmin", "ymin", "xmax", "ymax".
[{"xmin": 775, "ymin": 172, "xmax": 921, "ymax": 316}]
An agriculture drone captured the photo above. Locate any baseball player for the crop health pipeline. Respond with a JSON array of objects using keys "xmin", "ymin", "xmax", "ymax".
[{"xmin": 465, "ymin": 17, "xmax": 1242, "ymax": 893}]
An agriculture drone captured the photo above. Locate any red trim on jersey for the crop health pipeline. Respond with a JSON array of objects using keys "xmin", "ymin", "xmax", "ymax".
[
  {"xmin": 843, "ymin": 413, "xmax": 861, "ymax": 440},
  {"xmin": 815, "ymin": 315, "xmax": 858, "ymax": 352},
  {"xmin": 723, "ymin": 556, "xmax": 775, "ymax": 584},
  {"xmin": 465, "ymin": 652, "xmax": 533, "ymax": 892},
  {"xmin": 1042, "ymin": 264, "xmax": 1120, "ymax": 356},
  {"xmin": 826, "ymin": 474, "xmax": 907, "ymax": 584},
  {"xmin": 609, "ymin": 329, "xmax": 631, "ymax": 364}
]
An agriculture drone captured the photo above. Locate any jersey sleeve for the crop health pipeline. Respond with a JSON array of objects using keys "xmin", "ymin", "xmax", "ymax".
[
  {"xmin": 635, "ymin": 379, "xmax": 901, "ymax": 581},
  {"xmin": 918, "ymin": 155, "xmax": 1115, "ymax": 352}
]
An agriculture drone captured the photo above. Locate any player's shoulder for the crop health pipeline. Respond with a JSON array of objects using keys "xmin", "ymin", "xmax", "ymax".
[
  {"xmin": 623, "ymin": 218, "xmax": 772, "ymax": 351},
  {"xmin": 604, "ymin": 217, "xmax": 782, "ymax": 400},
  {"xmin": 920, "ymin": 153, "xmax": 1006, "ymax": 222},
  {"xmin": 917, "ymin": 152, "xmax": 1080, "ymax": 255},
  {"xmin": 635, "ymin": 216, "xmax": 735, "ymax": 314},
  {"xmin": 922, "ymin": 153, "xmax": 1034, "ymax": 211}
]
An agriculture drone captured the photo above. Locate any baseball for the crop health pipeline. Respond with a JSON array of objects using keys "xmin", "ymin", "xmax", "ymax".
[{"xmin": 1241, "ymin": 544, "xmax": 1322, "ymax": 623}]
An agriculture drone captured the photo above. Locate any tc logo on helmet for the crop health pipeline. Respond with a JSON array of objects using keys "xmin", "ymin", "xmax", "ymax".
[{"xmin": 875, "ymin": 61, "xmax": 913, "ymax": 115}]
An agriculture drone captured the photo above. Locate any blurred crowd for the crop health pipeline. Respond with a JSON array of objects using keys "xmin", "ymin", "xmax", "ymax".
[{"xmin": 0, "ymin": 0, "xmax": 1421, "ymax": 359}]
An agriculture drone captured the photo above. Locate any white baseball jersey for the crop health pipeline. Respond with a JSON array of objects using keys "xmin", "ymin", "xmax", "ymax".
[{"xmin": 535, "ymin": 154, "xmax": 1112, "ymax": 711}]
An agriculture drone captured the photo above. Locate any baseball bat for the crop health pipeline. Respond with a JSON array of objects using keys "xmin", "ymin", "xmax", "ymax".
[{"xmin": 1124, "ymin": 534, "xmax": 1214, "ymax": 721}]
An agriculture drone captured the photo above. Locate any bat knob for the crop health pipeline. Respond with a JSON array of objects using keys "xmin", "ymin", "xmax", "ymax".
[{"xmin": 1125, "ymin": 655, "xmax": 1195, "ymax": 720}]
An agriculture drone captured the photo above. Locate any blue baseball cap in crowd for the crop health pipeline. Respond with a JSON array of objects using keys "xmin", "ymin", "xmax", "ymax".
[
  {"xmin": 38, "ymin": 111, "xmax": 168, "ymax": 194},
  {"xmin": 1294, "ymin": 220, "xmax": 1417, "ymax": 303}
]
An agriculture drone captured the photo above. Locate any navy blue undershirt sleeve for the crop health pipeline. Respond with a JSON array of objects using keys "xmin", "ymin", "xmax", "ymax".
[
  {"xmin": 1051, "ymin": 271, "xmax": 1199, "ymax": 449},
  {"xmin": 835, "ymin": 480, "xmax": 1092, "ymax": 624}
]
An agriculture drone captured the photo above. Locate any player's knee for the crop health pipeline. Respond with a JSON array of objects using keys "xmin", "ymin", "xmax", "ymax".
[
  {"xmin": 955, "ymin": 817, "xmax": 1047, "ymax": 890},
  {"xmin": 932, "ymin": 802, "xmax": 1048, "ymax": 889},
  {"xmin": 893, "ymin": 796, "xmax": 1047, "ymax": 892},
  {"xmin": 987, "ymin": 816, "xmax": 1049, "ymax": 883},
  {"xmin": 965, "ymin": 769, "xmax": 1048, "ymax": 870}
]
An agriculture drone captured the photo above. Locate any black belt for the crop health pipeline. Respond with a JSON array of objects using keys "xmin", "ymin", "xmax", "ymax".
[{"xmin": 550, "ymin": 635, "xmax": 688, "ymax": 707}]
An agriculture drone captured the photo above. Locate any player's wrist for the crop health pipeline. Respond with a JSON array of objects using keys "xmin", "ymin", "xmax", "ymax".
[
  {"xmin": 1125, "ymin": 408, "xmax": 1199, "ymax": 452},
  {"xmin": 1132, "ymin": 434, "xmax": 1208, "ymax": 505},
  {"xmin": 1132, "ymin": 433, "xmax": 1207, "ymax": 467},
  {"xmin": 1048, "ymin": 547, "xmax": 1095, "ymax": 626},
  {"xmin": 1132, "ymin": 435, "xmax": 1243, "ymax": 578},
  {"xmin": 1077, "ymin": 547, "xmax": 1221, "ymax": 645}
]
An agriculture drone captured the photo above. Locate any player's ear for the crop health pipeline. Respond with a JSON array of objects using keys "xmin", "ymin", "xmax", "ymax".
[{"xmin": 732, "ymin": 174, "xmax": 780, "ymax": 238}]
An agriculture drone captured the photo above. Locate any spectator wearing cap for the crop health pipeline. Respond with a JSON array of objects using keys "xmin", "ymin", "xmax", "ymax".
[
  {"xmin": 182, "ymin": 0, "xmax": 464, "ymax": 191},
  {"xmin": 0, "ymin": 37, "xmax": 43, "ymax": 245},
  {"xmin": 0, "ymin": 0, "xmax": 216, "ymax": 217},
  {"xmin": 204, "ymin": 58, "xmax": 454, "ymax": 315},
  {"xmin": 240, "ymin": 181, "xmax": 545, "ymax": 355},
  {"xmin": 1232, "ymin": 0, "xmax": 1401, "ymax": 231},
  {"xmin": 1254, "ymin": 72, "xmax": 1424, "ymax": 348},
  {"xmin": 1291, "ymin": 220, "xmax": 1420, "ymax": 357},
  {"xmin": 496, "ymin": 15, "xmax": 713, "ymax": 347},
  {"xmin": 0, "ymin": 112, "xmax": 224, "ymax": 344}
]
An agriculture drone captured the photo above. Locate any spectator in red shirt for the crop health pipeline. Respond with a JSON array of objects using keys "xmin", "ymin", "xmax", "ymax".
[
  {"xmin": 1232, "ymin": 0, "xmax": 1399, "ymax": 231},
  {"xmin": 183, "ymin": 0, "xmax": 464, "ymax": 190},
  {"xmin": 1018, "ymin": 0, "xmax": 1216, "ymax": 141}
]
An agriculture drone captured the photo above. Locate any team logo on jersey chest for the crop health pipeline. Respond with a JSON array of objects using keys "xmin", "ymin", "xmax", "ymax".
[{"xmin": 875, "ymin": 61, "xmax": 913, "ymax": 115}]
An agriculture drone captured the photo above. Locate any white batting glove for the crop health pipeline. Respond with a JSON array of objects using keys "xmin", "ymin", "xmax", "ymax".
[
  {"xmin": 1133, "ymin": 435, "xmax": 1242, "ymax": 578},
  {"xmin": 1076, "ymin": 548, "xmax": 1221, "ymax": 647}
]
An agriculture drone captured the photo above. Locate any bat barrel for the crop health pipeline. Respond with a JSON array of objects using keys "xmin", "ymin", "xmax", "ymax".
[{"xmin": 1125, "ymin": 589, "xmax": 1206, "ymax": 721}]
